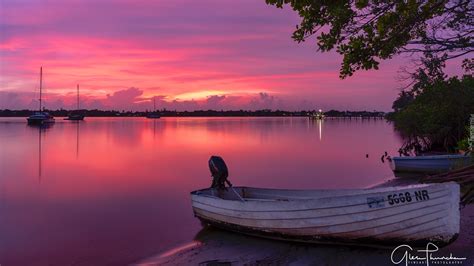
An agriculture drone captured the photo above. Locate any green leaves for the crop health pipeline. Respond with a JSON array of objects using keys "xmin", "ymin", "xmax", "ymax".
[
  {"xmin": 265, "ymin": 0, "xmax": 472, "ymax": 79},
  {"xmin": 355, "ymin": 0, "xmax": 369, "ymax": 9},
  {"xmin": 393, "ymin": 75, "xmax": 474, "ymax": 152}
]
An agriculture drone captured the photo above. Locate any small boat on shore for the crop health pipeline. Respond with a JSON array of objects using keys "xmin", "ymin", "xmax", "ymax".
[
  {"xmin": 191, "ymin": 157, "xmax": 460, "ymax": 247},
  {"xmin": 27, "ymin": 67, "xmax": 55, "ymax": 125},
  {"xmin": 390, "ymin": 154, "xmax": 472, "ymax": 173}
]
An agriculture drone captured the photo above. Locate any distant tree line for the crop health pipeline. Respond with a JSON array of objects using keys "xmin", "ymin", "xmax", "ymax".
[{"xmin": 0, "ymin": 109, "xmax": 385, "ymax": 118}]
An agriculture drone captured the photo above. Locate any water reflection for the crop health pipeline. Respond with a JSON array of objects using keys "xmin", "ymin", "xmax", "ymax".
[
  {"xmin": 319, "ymin": 119, "xmax": 322, "ymax": 140},
  {"xmin": 38, "ymin": 126, "xmax": 42, "ymax": 180},
  {"xmin": 75, "ymin": 122, "xmax": 80, "ymax": 159},
  {"xmin": 0, "ymin": 117, "xmax": 403, "ymax": 266},
  {"xmin": 27, "ymin": 123, "xmax": 54, "ymax": 181},
  {"xmin": 307, "ymin": 118, "xmax": 324, "ymax": 141},
  {"xmin": 143, "ymin": 226, "xmax": 391, "ymax": 265}
]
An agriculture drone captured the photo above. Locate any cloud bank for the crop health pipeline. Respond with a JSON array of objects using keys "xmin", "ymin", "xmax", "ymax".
[{"xmin": 0, "ymin": 0, "xmax": 466, "ymax": 111}]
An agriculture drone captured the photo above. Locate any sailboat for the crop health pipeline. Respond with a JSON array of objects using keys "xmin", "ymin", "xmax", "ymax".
[
  {"xmin": 65, "ymin": 84, "xmax": 85, "ymax": 121},
  {"xmin": 146, "ymin": 97, "xmax": 161, "ymax": 119},
  {"xmin": 27, "ymin": 67, "xmax": 55, "ymax": 125}
]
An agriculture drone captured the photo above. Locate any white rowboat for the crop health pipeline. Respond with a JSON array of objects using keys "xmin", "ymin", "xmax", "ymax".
[
  {"xmin": 191, "ymin": 182, "xmax": 460, "ymax": 247},
  {"xmin": 390, "ymin": 154, "xmax": 472, "ymax": 173}
]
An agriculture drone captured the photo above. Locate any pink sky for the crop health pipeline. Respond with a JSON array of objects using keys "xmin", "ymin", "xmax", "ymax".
[{"xmin": 0, "ymin": 0, "xmax": 466, "ymax": 111}]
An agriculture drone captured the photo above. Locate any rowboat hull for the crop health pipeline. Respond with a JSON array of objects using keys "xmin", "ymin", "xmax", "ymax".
[
  {"xmin": 191, "ymin": 183, "xmax": 460, "ymax": 247},
  {"xmin": 390, "ymin": 154, "xmax": 472, "ymax": 173}
]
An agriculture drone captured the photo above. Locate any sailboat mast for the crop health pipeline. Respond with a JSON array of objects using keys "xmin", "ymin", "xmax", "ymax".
[
  {"xmin": 77, "ymin": 84, "xmax": 80, "ymax": 111},
  {"xmin": 153, "ymin": 97, "xmax": 156, "ymax": 111},
  {"xmin": 39, "ymin": 67, "xmax": 43, "ymax": 112}
]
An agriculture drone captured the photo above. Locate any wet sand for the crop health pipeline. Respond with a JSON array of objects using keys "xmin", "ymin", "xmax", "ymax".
[{"xmin": 135, "ymin": 178, "xmax": 474, "ymax": 265}]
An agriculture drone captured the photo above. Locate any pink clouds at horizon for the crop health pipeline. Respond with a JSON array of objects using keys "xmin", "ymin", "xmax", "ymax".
[{"xmin": 0, "ymin": 0, "xmax": 467, "ymax": 111}]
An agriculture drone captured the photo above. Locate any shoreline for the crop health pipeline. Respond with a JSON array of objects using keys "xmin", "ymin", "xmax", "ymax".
[{"xmin": 0, "ymin": 115, "xmax": 386, "ymax": 118}]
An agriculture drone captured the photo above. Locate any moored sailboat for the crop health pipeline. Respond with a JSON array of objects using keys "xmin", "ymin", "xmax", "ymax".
[
  {"xmin": 146, "ymin": 97, "xmax": 161, "ymax": 119},
  {"xmin": 27, "ymin": 67, "xmax": 55, "ymax": 125},
  {"xmin": 65, "ymin": 84, "xmax": 85, "ymax": 121}
]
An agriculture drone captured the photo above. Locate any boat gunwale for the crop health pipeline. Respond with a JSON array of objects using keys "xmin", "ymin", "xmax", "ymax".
[
  {"xmin": 192, "ymin": 191, "xmax": 450, "ymax": 217},
  {"xmin": 191, "ymin": 185, "xmax": 449, "ymax": 207},
  {"xmin": 190, "ymin": 183, "xmax": 441, "ymax": 198}
]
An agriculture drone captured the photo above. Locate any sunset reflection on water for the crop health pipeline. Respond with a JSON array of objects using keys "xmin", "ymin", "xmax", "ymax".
[{"xmin": 0, "ymin": 117, "xmax": 403, "ymax": 265}]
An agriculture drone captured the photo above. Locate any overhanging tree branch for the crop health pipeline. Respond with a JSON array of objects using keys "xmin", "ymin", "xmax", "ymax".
[{"xmin": 266, "ymin": 0, "xmax": 474, "ymax": 78}]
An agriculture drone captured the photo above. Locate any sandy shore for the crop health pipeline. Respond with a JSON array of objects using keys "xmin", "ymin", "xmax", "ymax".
[{"xmin": 136, "ymin": 178, "xmax": 474, "ymax": 265}]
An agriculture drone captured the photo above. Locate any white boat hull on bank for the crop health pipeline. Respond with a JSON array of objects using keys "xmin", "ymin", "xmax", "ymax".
[
  {"xmin": 390, "ymin": 154, "xmax": 472, "ymax": 173},
  {"xmin": 191, "ymin": 182, "xmax": 460, "ymax": 247}
]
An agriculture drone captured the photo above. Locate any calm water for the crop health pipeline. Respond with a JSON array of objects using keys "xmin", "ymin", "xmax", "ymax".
[{"xmin": 0, "ymin": 117, "xmax": 403, "ymax": 265}]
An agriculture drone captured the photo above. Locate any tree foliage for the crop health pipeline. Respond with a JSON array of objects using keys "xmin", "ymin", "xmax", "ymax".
[
  {"xmin": 392, "ymin": 90, "xmax": 414, "ymax": 112},
  {"xmin": 266, "ymin": 0, "xmax": 474, "ymax": 78},
  {"xmin": 392, "ymin": 75, "xmax": 474, "ymax": 154}
]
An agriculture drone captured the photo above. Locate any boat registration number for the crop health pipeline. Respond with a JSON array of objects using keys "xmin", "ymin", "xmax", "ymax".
[{"xmin": 367, "ymin": 190, "xmax": 430, "ymax": 208}]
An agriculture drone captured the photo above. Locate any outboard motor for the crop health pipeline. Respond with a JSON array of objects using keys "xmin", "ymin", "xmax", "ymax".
[{"xmin": 209, "ymin": 155, "xmax": 232, "ymax": 189}]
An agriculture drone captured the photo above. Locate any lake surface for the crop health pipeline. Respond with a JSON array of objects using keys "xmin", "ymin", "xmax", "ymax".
[{"xmin": 0, "ymin": 117, "xmax": 403, "ymax": 265}]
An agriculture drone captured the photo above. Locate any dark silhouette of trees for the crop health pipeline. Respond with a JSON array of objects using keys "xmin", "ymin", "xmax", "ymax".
[
  {"xmin": 392, "ymin": 91, "xmax": 415, "ymax": 113},
  {"xmin": 266, "ymin": 0, "xmax": 473, "ymax": 78},
  {"xmin": 392, "ymin": 75, "xmax": 474, "ymax": 153}
]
